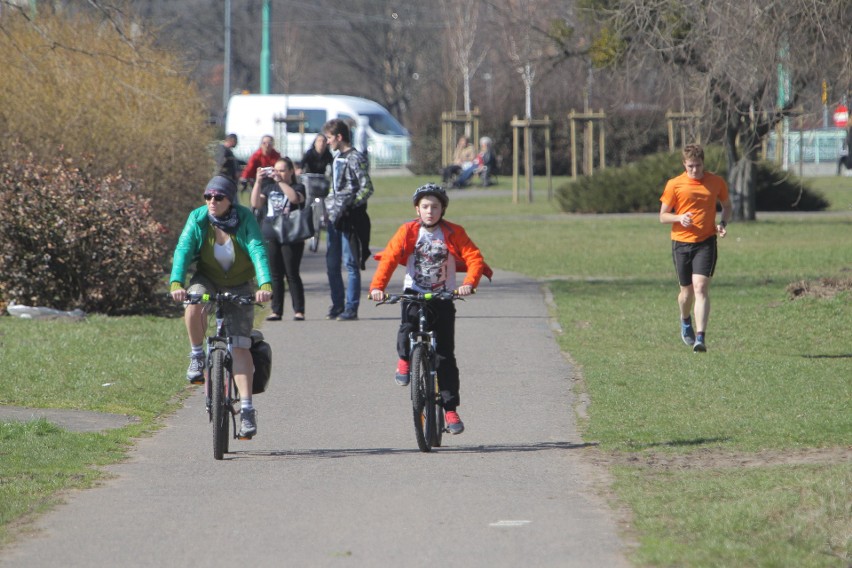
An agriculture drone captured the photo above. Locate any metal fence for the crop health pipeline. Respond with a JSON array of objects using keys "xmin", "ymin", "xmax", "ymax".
[{"xmin": 766, "ymin": 127, "xmax": 846, "ymax": 167}]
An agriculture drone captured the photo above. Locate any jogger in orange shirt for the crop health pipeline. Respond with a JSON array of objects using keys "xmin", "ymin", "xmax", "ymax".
[{"xmin": 659, "ymin": 144, "xmax": 732, "ymax": 353}]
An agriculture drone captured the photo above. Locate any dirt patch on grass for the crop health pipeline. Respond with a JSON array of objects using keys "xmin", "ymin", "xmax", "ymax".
[
  {"xmin": 787, "ymin": 276, "xmax": 852, "ymax": 300},
  {"xmin": 586, "ymin": 445, "xmax": 852, "ymax": 471},
  {"xmin": 0, "ymin": 406, "xmax": 138, "ymax": 433}
]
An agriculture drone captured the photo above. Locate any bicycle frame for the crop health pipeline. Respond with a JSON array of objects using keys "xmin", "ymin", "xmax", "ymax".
[
  {"xmin": 185, "ymin": 292, "xmax": 256, "ymax": 459},
  {"xmin": 377, "ymin": 290, "xmax": 461, "ymax": 451},
  {"xmin": 206, "ymin": 299, "xmax": 237, "ymax": 419},
  {"xmin": 409, "ymin": 304, "xmax": 437, "ymax": 372}
]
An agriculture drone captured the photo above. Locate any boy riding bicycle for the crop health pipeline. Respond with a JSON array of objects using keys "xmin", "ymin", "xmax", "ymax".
[
  {"xmin": 169, "ymin": 175, "xmax": 273, "ymax": 439},
  {"xmin": 369, "ymin": 183, "xmax": 492, "ymax": 434}
]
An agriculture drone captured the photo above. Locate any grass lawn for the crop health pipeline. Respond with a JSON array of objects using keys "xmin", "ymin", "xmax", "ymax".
[{"xmin": 1, "ymin": 173, "xmax": 850, "ymax": 564}]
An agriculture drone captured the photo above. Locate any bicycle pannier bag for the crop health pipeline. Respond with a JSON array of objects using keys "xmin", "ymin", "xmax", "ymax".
[{"xmin": 249, "ymin": 330, "xmax": 272, "ymax": 394}]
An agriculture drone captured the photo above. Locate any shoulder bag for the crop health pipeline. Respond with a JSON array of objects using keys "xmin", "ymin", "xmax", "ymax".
[{"xmin": 272, "ymin": 203, "xmax": 314, "ymax": 245}]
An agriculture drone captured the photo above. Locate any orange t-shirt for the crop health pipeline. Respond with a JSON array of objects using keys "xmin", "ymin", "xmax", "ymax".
[{"xmin": 660, "ymin": 171, "xmax": 729, "ymax": 243}]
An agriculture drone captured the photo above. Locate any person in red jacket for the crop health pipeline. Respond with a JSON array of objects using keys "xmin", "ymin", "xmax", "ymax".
[
  {"xmin": 239, "ymin": 135, "xmax": 282, "ymax": 198},
  {"xmin": 369, "ymin": 183, "xmax": 492, "ymax": 434}
]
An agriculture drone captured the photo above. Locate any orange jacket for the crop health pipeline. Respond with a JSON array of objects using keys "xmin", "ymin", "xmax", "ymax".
[{"xmin": 370, "ymin": 219, "xmax": 493, "ymax": 291}]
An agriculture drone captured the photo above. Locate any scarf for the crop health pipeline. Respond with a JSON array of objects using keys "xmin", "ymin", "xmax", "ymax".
[{"xmin": 208, "ymin": 206, "xmax": 240, "ymax": 234}]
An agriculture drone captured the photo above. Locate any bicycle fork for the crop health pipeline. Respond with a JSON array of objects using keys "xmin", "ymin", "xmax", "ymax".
[
  {"xmin": 409, "ymin": 332, "xmax": 442, "ymax": 413},
  {"xmin": 204, "ymin": 340, "xmax": 235, "ymax": 419}
]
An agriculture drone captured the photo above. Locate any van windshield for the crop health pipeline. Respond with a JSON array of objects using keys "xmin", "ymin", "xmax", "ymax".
[{"xmin": 364, "ymin": 112, "xmax": 407, "ymax": 136}]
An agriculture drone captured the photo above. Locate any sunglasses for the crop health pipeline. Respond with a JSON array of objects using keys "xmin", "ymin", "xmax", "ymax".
[{"xmin": 204, "ymin": 194, "xmax": 226, "ymax": 202}]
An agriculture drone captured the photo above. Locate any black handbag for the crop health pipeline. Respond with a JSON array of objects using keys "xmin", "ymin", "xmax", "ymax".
[{"xmin": 272, "ymin": 204, "xmax": 314, "ymax": 245}]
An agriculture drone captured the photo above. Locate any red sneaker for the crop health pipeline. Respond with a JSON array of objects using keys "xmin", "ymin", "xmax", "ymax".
[
  {"xmin": 445, "ymin": 410, "xmax": 464, "ymax": 435},
  {"xmin": 395, "ymin": 359, "xmax": 410, "ymax": 386}
]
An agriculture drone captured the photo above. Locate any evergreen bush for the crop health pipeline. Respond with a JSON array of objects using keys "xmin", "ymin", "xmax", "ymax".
[
  {"xmin": 556, "ymin": 147, "xmax": 829, "ymax": 213},
  {"xmin": 0, "ymin": 154, "xmax": 168, "ymax": 315}
]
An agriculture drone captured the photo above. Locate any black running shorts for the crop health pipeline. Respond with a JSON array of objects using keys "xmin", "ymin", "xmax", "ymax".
[{"xmin": 671, "ymin": 236, "xmax": 718, "ymax": 286}]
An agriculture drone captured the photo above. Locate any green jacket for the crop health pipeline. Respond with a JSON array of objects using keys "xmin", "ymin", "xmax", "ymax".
[{"xmin": 169, "ymin": 204, "xmax": 271, "ymax": 289}]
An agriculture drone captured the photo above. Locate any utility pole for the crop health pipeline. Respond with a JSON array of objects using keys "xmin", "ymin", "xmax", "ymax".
[
  {"xmin": 260, "ymin": 0, "xmax": 271, "ymax": 94},
  {"xmin": 223, "ymin": 0, "xmax": 231, "ymax": 116}
]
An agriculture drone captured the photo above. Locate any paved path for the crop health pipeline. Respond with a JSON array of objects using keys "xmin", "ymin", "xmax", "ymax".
[{"xmin": 1, "ymin": 250, "xmax": 629, "ymax": 567}]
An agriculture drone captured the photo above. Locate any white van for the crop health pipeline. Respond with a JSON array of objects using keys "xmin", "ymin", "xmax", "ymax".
[{"xmin": 225, "ymin": 94, "xmax": 411, "ymax": 169}]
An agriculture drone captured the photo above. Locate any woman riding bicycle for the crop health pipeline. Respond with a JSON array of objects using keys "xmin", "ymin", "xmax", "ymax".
[
  {"xmin": 369, "ymin": 183, "xmax": 492, "ymax": 434},
  {"xmin": 169, "ymin": 175, "xmax": 273, "ymax": 439}
]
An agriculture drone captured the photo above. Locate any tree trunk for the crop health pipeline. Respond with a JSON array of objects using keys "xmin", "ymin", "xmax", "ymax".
[
  {"xmin": 724, "ymin": 125, "xmax": 758, "ymax": 221},
  {"xmin": 729, "ymin": 156, "xmax": 757, "ymax": 221}
]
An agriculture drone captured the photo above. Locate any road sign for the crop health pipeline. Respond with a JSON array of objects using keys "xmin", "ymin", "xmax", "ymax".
[{"xmin": 833, "ymin": 104, "xmax": 849, "ymax": 127}]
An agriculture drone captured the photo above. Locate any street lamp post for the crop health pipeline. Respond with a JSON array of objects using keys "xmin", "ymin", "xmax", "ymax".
[
  {"xmin": 260, "ymin": 0, "xmax": 271, "ymax": 94},
  {"xmin": 223, "ymin": 0, "xmax": 231, "ymax": 115}
]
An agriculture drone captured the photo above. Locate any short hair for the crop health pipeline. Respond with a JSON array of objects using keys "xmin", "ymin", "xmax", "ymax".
[
  {"xmin": 225, "ymin": 133, "xmax": 238, "ymax": 143},
  {"xmin": 323, "ymin": 118, "xmax": 351, "ymax": 143},
  {"xmin": 480, "ymin": 136, "xmax": 492, "ymax": 148},
  {"xmin": 682, "ymin": 144, "xmax": 704, "ymax": 162}
]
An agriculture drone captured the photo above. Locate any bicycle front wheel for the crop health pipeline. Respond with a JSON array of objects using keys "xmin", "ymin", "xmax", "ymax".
[
  {"xmin": 210, "ymin": 349, "xmax": 229, "ymax": 460},
  {"xmin": 410, "ymin": 344, "xmax": 435, "ymax": 452}
]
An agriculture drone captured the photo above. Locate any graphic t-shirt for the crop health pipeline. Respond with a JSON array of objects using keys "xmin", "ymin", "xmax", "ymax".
[
  {"xmin": 403, "ymin": 226, "xmax": 457, "ymax": 293},
  {"xmin": 261, "ymin": 181, "xmax": 306, "ymax": 219}
]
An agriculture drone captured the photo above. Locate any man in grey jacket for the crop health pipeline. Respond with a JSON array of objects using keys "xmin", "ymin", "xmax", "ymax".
[{"xmin": 323, "ymin": 118, "xmax": 373, "ymax": 321}]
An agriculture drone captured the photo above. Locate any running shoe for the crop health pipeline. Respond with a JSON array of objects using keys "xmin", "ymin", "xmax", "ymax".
[
  {"xmin": 680, "ymin": 318, "xmax": 696, "ymax": 346},
  {"xmin": 445, "ymin": 410, "xmax": 465, "ymax": 435},
  {"xmin": 238, "ymin": 408, "xmax": 257, "ymax": 439},
  {"xmin": 395, "ymin": 359, "xmax": 410, "ymax": 386},
  {"xmin": 186, "ymin": 352, "xmax": 205, "ymax": 384}
]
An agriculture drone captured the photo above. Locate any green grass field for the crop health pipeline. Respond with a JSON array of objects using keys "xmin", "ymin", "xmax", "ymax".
[{"xmin": 1, "ymin": 173, "xmax": 850, "ymax": 564}]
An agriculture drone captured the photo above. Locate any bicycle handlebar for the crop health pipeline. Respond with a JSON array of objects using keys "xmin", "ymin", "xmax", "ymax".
[
  {"xmin": 374, "ymin": 289, "xmax": 473, "ymax": 306},
  {"xmin": 184, "ymin": 292, "xmax": 258, "ymax": 306}
]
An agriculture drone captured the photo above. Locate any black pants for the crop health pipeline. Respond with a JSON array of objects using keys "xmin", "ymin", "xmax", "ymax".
[
  {"xmin": 396, "ymin": 295, "xmax": 460, "ymax": 411},
  {"xmin": 265, "ymin": 238, "xmax": 305, "ymax": 316},
  {"xmin": 442, "ymin": 164, "xmax": 462, "ymax": 183}
]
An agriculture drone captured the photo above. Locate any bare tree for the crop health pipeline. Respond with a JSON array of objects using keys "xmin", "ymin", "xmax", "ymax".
[
  {"xmin": 592, "ymin": 0, "xmax": 852, "ymax": 220},
  {"xmin": 317, "ymin": 0, "xmax": 440, "ymax": 125},
  {"xmin": 499, "ymin": 0, "xmax": 539, "ymax": 120},
  {"xmin": 440, "ymin": 0, "xmax": 486, "ymax": 116},
  {"xmin": 272, "ymin": 21, "xmax": 305, "ymax": 94}
]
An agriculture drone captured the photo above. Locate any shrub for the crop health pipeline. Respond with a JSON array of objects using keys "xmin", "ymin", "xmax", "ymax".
[
  {"xmin": 0, "ymin": 6, "xmax": 214, "ymax": 238},
  {"xmin": 0, "ymin": 154, "xmax": 169, "ymax": 315},
  {"xmin": 556, "ymin": 146, "xmax": 829, "ymax": 213}
]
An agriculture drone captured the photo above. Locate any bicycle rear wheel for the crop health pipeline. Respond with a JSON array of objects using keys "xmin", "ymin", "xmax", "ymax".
[
  {"xmin": 210, "ymin": 348, "xmax": 229, "ymax": 460},
  {"xmin": 410, "ymin": 343, "xmax": 435, "ymax": 452}
]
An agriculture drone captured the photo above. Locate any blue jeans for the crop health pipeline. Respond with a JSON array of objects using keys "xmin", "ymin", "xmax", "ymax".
[
  {"xmin": 326, "ymin": 222, "xmax": 361, "ymax": 313},
  {"xmin": 455, "ymin": 164, "xmax": 478, "ymax": 187}
]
